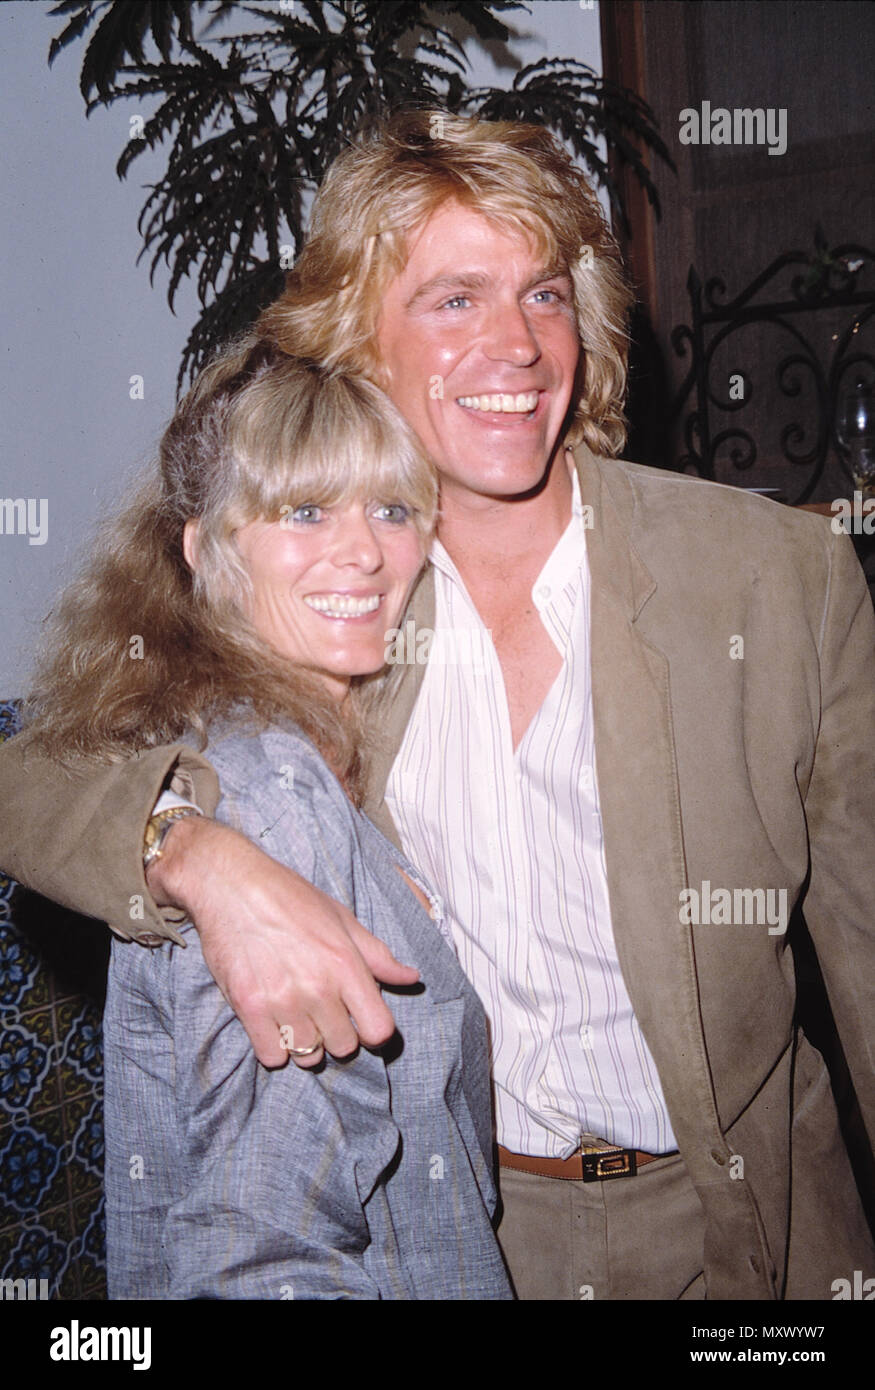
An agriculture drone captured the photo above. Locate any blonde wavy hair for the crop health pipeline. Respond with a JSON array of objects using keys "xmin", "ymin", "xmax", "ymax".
[
  {"xmin": 259, "ymin": 108, "xmax": 634, "ymax": 456},
  {"xmin": 23, "ymin": 338, "xmax": 437, "ymax": 801}
]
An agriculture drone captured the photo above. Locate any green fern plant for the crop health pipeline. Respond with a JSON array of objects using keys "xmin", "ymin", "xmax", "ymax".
[{"xmin": 49, "ymin": 0, "xmax": 674, "ymax": 389}]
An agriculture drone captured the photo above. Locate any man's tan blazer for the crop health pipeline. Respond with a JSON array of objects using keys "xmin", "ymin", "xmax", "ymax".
[{"xmin": 2, "ymin": 444, "xmax": 874, "ymax": 1299}]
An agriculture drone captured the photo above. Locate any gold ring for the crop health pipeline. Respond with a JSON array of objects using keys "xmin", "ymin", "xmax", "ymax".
[{"xmin": 280, "ymin": 1024, "xmax": 323, "ymax": 1056}]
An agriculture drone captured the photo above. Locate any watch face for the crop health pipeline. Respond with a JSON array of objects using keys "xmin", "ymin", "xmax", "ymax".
[
  {"xmin": 144, "ymin": 808, "xmax": 199, "ymax": 865},
  {"xmin": 144, "ymin": 811, "xmax": 175, "ymax": 863}
]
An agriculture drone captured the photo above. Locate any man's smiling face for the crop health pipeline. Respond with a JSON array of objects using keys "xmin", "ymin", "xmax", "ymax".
[{"xmin": 375, "ymin": 200, "xmax": 581, "ymax": 508}]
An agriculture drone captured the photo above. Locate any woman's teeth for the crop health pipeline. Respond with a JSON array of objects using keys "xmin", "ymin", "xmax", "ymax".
[
  {"xmin": 456, "ymin": 392, "xmax": 539, "ymax": 413},
  {"xmin": 304, "ymin": 594, "xmax": 381, "ymax": 617}
]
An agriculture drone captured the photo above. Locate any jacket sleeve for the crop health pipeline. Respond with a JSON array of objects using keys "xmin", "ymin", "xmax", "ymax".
[
  {"xmin": 105, "ymin": 764, "xmax": 402, "ymax": 1300},
  {"xmin": 163, "ymin": 934, "xmax": 398, "ymax": 1299},
  {"xmin": 802, "ymin": 529, "xmax": 875, "ymax": 1149},
  {"xmin": 0, "ymin": 734, "xmax": 220, "ymax": 943}
]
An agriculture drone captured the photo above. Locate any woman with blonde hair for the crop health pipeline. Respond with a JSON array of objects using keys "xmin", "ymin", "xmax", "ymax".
[{"xmin": 23, "ymin": 336, "xmax": 512, "ymax": 1300}]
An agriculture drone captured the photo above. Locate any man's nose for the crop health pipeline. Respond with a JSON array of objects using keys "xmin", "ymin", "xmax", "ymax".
[
  {"xmin": 332, "ymin": 509, "xmax": 383, "ymax": 570},
  {"xmin": 483, "ymin": 297, "xmax": 540, "ymax": 366}
]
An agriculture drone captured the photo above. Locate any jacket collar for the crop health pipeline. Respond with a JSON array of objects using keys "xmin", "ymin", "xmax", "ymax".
[{"xmin": 571, "ymin": 440, "xmax": 657, "ymax": 622}]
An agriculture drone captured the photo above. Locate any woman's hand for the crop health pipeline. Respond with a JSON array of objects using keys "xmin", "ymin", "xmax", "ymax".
[{"xmin": 146, "ymin": 816, "xmax": 419, "ymax": 1067}]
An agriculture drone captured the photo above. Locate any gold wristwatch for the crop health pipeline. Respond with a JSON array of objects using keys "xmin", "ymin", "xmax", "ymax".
[{"xmin": 142, "ymin": 806, "xmax": 202, "ymax": 870}]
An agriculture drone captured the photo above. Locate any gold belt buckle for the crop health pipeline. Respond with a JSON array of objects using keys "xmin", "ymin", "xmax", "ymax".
[{"xmin": 579, "ymin": 1139, "xmax": 638, "ymax": 1182}]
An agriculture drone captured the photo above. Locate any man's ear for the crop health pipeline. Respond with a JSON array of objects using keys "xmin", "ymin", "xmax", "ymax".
[{"xmin": 182, "ymin": 518, "xmax": 200, "ymax": 572}]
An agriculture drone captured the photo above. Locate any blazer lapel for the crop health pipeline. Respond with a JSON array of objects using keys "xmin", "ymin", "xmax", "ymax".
[{"xmin": 576, "ymin": 444, "xmax": 725, "ymax": 1153}]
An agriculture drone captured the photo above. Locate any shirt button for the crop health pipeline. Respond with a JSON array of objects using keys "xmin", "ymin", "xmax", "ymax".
[{"xmin": 536, "ymin": 584, "xmax": 551, "ymax": 600}]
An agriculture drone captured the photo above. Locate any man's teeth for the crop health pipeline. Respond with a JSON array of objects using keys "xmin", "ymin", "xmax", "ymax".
[
  {"xmin": 304, "ymin": 594, "xmax": 381, "ymax": 616},
  {"xmin": 456, "ymin": 392, "xmax": 539, "ymax": 413}
]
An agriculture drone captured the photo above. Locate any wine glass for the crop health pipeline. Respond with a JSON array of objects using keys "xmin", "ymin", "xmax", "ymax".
[{"xmin": 837, "ymin": 376, "xmax": 875, "ymax": 499}]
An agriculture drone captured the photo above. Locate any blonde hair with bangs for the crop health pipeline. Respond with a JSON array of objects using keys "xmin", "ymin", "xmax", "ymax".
[
  {"xmin": 173, "ymin": 340, "xmax": 436, "ymax": 616},
  {"xmin": 258, "ymin": 109, "xmax": 634, "ymax": 457},
  {"xmin": 23, "ymin": 338, "xmax": 436, "ymax": 801}
]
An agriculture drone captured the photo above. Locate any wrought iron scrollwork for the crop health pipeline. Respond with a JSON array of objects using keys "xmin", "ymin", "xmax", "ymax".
[{"xmin": 670, "ymin": 234, "xmax": 875, "ymax": 503}]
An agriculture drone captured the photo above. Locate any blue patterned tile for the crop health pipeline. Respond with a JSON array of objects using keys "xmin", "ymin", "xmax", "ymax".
[
  {"xmin": 0, "ymin": 922, "xmax": 41, "ymax": 1007},
  {"xmin": 70, "ymin": 1097, "xmax": 104, "ymax": 1181},
  {"xmin": 1, "ymin": 1222, "xmax": 69, "ymax": 1297},
  {"xmin": 0, "ymin": 696, "xmax": 106, "ymax": 1291},
  {"xmin": 0, "ymin": 1123, "xmax": 63, "ymax": 1216},
  {"xmin": 0, "ymin": 1023, "xmax": 53, "ymax": 1117},
  {"xmin": 57, "ymin": 1000, "xmax": 103, "ymax": 1086}
]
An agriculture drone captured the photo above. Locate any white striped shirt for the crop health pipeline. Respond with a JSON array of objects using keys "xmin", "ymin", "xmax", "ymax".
[{"xmin": 385, "ymin": 474, "xmax": 677, "ymax": 1157}]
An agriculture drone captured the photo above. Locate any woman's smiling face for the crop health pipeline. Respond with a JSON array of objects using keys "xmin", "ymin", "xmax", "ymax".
[{"xmin": 230, "ymin": 498, "xmax": 426, "ymax": 699}]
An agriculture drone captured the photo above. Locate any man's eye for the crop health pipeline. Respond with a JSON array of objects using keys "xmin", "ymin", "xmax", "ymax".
[
  {"xmin": 373, "ymin": 502, "xmax": 411, "ymax": 524},
  {"xmin": 439, "ymin": 294, "xmax": 471, "ymax": 310},
  {"xmin": 531, "ymin": 288, "xmax": 562, "ymax": 304}
]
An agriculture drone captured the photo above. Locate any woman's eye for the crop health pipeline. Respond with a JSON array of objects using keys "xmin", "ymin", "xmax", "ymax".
[
  {"xmin": 373, "ymin": 502, "xmax": 411, "ymax": 524},
  {"xmin": 285, "ymin": 503, "xmax": 324, "ymax": 525}
]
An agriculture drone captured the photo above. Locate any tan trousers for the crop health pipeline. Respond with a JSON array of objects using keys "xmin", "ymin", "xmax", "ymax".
[{"xmin": 496, "ymin": 1152, "xmax": 706, "ymax": 1301}]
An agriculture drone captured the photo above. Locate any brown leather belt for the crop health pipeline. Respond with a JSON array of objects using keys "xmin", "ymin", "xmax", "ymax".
[{"xmin": 498, "ymin": 1142, "xmax": 676, "ymax": 1182}]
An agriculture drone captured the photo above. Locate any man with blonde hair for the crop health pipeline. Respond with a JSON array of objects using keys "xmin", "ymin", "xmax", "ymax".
[{"xmin": 2, "ymin": 110, "xmax": 874, "ymax": 1300}]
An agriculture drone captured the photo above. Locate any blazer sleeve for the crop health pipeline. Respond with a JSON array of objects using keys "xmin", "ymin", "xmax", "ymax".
[
  {"xmin": 0, "ymin": 734, "xmax": 220, "ymax": 943},
  {"xmin": 802, "ymin": 529, "xmax": 875, "ymax": 1149}
]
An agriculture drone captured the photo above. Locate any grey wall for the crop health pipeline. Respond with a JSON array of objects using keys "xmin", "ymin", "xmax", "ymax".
[{"xmin": 0, "ymin": 0, "xmax": 602, "ymax": 692}]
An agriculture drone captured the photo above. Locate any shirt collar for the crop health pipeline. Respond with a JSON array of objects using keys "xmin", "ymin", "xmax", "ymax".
[{"xmin": 532, "ymin": 457, "xmax": 588, "ymax": 614}]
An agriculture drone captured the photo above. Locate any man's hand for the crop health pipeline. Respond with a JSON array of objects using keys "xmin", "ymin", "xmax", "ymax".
[{"xmin": 146, "ymin": 816, "xmax": 419, "ymax": 1068}]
